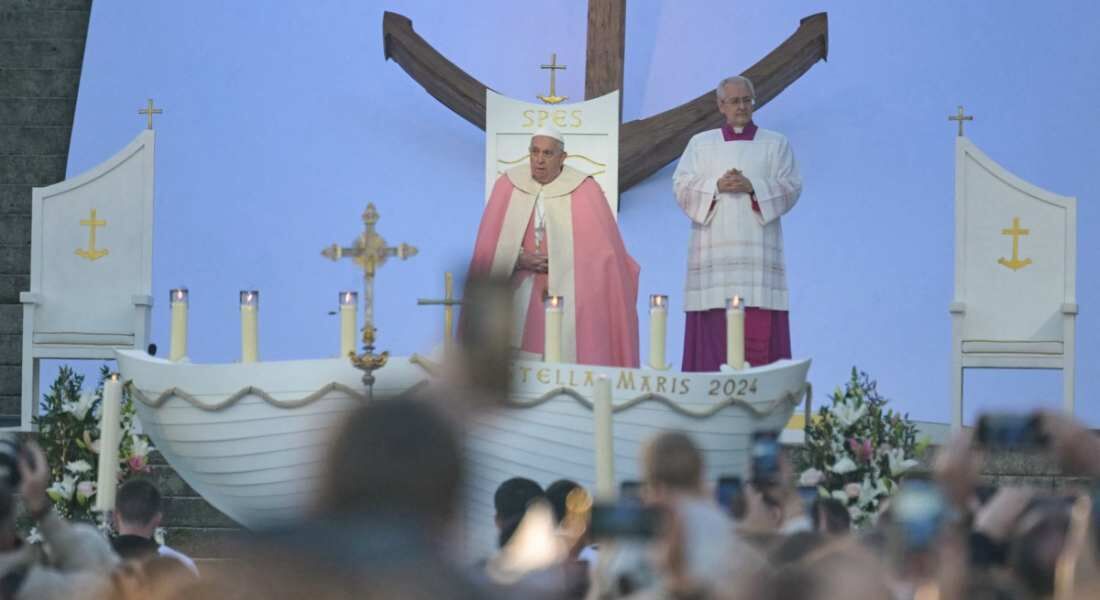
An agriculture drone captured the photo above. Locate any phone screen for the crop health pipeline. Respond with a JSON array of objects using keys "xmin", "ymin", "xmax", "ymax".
[
  {"xmin": 716, "ymin": 476, "xmax": 742, "ymax": 510},
  {"xmin": 589, "ymin": 502, "xmax": 662, "ymax": 540},
  {"xmin": 750, "ymin": 431, "xmax": 781, "ymax": 484}
]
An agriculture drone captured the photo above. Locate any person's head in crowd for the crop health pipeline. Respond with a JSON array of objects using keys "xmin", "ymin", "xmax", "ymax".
[
  {"xmin": 812, "ymin": 497, "xmax": 852, "ymax": 535},
  {"xmin": 314, "ymin": 394, "xmax": 464, "ymax": 533},
  {"xmin": 738, "ymin": 482, "xmax": 785, "ymax": 537},
  {"xmin": 493, "ymin": 477, "xmax": 544, "ymax": 547},
  {"xmin": 768, "ymin": 530, "xmax": 828, "ymax": 565},
  {"xmin": 114, "ymin": 478, "xmax": 164, "ymax": 538},
  {"xmin": 642, "ymin": 431, "xmax": 704, "ymax": 502},
  {"xmin": 545, "ymin": 479, "xmax": 583, "ymax": 525}
]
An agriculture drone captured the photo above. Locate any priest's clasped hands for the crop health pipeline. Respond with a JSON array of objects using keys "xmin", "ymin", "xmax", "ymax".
[
  {"xmin": 717, "ymin": 168, "xmax": 755, "ymax": 195},
  {"xmin": 516, "ymin": 251, "xmax": 549, "ymax": 274}
]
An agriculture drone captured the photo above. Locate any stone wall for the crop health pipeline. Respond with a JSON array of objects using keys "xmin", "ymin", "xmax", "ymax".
[{"xmin": 0, "ymin": 0, "xmax": 93, "ymax": 425}]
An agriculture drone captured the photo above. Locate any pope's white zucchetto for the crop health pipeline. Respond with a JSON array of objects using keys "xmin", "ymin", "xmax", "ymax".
[{"xmin": 532, "ymin": 126, "xmax": 564, "ymax": 143}]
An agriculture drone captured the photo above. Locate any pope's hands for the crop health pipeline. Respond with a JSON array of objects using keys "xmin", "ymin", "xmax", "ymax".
[
  {"xmin": 516, "ymin": 252, "xmax": 548, "ymax": 274},
  {"xmin": 717, "ymin": 169, "xmax": 754, "ymax": 194}
]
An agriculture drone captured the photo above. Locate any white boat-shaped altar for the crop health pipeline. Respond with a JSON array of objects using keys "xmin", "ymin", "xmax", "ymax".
[{"xmin": 116, "ymin": 349, "xmax": 810, "ymax": 556}]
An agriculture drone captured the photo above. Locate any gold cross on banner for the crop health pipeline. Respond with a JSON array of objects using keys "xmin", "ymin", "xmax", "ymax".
[
  {"xmin": 997, "ymin": 216, "xmax": 1032, "ymax": 271},
  {"xmin": 537, "ymin": 53, "xmax": 568, "ymax": 104},
  {"xmin": 948, "ymin": 105, "xmax": 973, "ymax": 137},
  {"xmin": 138, "ymin": 98, "xmax": 163, "ymax": 130},
  {"xmin": 75, "ymin": 208, "xmax": 108, "ymax": 261}
]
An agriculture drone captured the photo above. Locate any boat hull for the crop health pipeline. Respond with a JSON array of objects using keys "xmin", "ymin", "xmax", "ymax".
[{"xmin": 116, "ymin": 350, "xmax": 809, "ymax": 556}]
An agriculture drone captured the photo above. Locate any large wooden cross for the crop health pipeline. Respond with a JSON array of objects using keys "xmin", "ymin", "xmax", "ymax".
[{"xmin": 383, "ymin": 1, "xmax": 828, "ymax": 192}]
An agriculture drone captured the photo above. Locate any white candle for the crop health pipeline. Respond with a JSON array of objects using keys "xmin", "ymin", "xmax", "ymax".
[
  {"xmin": 94, "ymin": 374, "xmax": 122, "ymax": 512},
  {"xmin": 169, "ymin": 288, "xmax": 188, "ymax": 361},
  {"xmin": 240, "ymin": 290, "xmax": 259, "ymax": 363},
  {"xmin": 593, "ymin": 375, "xmax": 615, "ymax": 499},
  {"xmin": 339, "ymin": 291, "xmax": 357, "ymax": 357},
  {"xmin": 726, "ymin": 296, "xmax": 745, "ymax": 370},
  {"xmin": 648, "ymin": 294, "xmax": 668, "ymax": 370},
  {"xmin": 544, "ymin": 296, "xmax": 564, "ymax": 363}
]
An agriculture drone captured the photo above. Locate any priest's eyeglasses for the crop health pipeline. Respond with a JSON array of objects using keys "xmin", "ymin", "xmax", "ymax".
[{"xmin": 720, "ymin": 96, "xmax": 754, "ymax": 107}]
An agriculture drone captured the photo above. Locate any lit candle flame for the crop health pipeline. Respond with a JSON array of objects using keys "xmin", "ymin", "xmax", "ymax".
[
  {"xmin": 650, "ymin": 294, "xmax": 667, "ymax": 309},
  {"xmin": 109, "ymin": 373, "xmax": 119, "ymax": 381},
  {"xmin": 729, "ymin": 295, "xmax": 742, "ymax": 310}
]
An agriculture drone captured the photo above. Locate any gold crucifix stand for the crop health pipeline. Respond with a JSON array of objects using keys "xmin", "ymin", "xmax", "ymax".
[
  {"xmin": 537, "ymin": 53, "xmax": 568, "ymax": 104},
  {"xmin": 75, "ymin": 208, "xmax": 108, "ymax": 261},
  {"xmin": 417, "ymin": 272, "xmax": 463, "ymax": 356},
  {"xmin": 948, "ymin": 105, "xmax": 973, "ymax": 137},
  {"xmin": 322, "ymin": 203, "xmax": 417, "ymax": 395},
  {"xmin": 138, "ymin": 98, "xmax": 163, "ymax": 130}
]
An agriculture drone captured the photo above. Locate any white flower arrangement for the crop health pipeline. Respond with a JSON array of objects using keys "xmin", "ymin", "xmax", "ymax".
[
  {"xmin": 797, "ymin": 368, "xmax": 928, "ymax": 527},
  {"xmin": 28, "ymin": 366, "xmax": 155, "ymax": 532}
]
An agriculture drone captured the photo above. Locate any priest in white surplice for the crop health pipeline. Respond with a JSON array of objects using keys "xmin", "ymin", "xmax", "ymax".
[{"xmin": 673, "ymin": 76, "xmax": 802, "ymax": 371}]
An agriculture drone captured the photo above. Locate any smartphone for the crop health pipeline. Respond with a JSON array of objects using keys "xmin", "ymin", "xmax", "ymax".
[
  {"xmin": 715, "ymin": 475, "xmax": 743, "ymax": 511},
  {"xmin": 797, "ymin": 485, "xmax": 819, "ymax": 517},
  {"xmin": 975, "ymin": 413, "xmax": 1047, "ymax": 449},
  {"xmin": 619, "ymin": 480, "xmax": 643, "ymax": 503},
  {"xmin": 589, "ymin": 502, "xmax": 662, "ymax": 540},
  {"xmin": 891, "ymin": 479, "xmax": 948, "ymax": 552},
  {"xmin": 750, "ymin": 430, "xmax": 781, "ymax": 484}
]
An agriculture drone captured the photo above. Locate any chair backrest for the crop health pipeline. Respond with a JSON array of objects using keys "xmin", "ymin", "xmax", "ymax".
[
  {"xmin": 28, "ymin": 130, "xmax": 155, "ymax": 349},
  {"xmin": 952, "ymin": 136, "xmax": 1076, "ymax": 347},
  {"xmin": 484, "ymin": 90, "xmax": 620, "ymax": 216}
]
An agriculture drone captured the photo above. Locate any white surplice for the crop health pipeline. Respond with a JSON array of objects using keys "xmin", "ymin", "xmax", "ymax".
[{"xmin": 672, "ymin": 127, "xmax": 802, "ymax": 311}]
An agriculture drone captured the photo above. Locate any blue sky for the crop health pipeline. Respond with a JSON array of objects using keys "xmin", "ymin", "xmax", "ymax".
[{"xmin": 52, "ymin": 1, "xmax": 1099, "ymax": 425}]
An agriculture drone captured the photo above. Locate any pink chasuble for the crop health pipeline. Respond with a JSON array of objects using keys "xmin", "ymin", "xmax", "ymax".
[
  {"xmin": 681, "ymin": 121, "xmax": 792, "ymax": 372},
  {"xmin": 467, "ymin": 167, "xmax": 640, "ymax": 368}
]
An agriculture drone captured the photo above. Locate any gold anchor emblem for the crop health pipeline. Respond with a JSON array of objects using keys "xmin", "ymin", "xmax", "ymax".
[
  {"xmin": 75, "ymin": 208, "xmax": 109, "ymax": 261},
  {"xmin": 536, "ymin": 53, "xmax": 568, "ymax": 104},
  {"xmin": 997, "ymin": 216, "xmax": 1032, "ymax": 271}
]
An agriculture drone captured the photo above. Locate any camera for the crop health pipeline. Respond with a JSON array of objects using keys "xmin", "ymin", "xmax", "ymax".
[
  {"xmin": 975, "ymin": 413, "xmax": 1047, "ymax": 449},
  {"xmin": 589, "ymin": 501, "xmax": 662, "ymax": 540},
  {"xmin": 750, "ymin": 430, "xmax": 781, "ymax": 484},
  {"xmin": 619, "ymin": 480, "xmax": 643, "ymax": 504},
  {"xmin": 796, "ymin": 485, "xmax": 819, "ymax": 517}
]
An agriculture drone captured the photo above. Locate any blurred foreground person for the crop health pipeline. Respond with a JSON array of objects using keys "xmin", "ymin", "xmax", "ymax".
[
  {"xmin": 186, "ymin": 394, "xmax": 489, "ymax": 600},
  {"xmin": 0, "ymin": 440, "xmax": 117, "ymax": 599}
]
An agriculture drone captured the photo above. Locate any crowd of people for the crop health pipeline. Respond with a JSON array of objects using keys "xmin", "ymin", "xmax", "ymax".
[{"xmin": 4, "ymin": 388, "xmax": 1100, "ymax": 600}]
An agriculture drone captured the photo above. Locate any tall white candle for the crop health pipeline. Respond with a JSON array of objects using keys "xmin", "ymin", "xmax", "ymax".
[
  {"xmin": 169, "ymin": 288, "xmax": 188, "ymax": 361},
  {"xmin": 240, "ymin": 290, "xmax": 259, "ymax": 363},
  {"xmin": 726, "ymin": 296, "xmax": 745, "ymax": 370},
  {"xmin": 544, "ymin": 296, "xmax": 564, "ymax": 363},
  {"xmin": 339, "ymin": 291, "xmax": 357, "ymax": 357},
  {"xmin": 94, "ymin": 374, "xmax": 122, "ymax": 512},
  {"xmin": 648, "ymin": 294, "xmax": 668, "ymax": 370},
  {"xmin": 593, "ymin": 375, "xmax": 615, "ymax": 499}
]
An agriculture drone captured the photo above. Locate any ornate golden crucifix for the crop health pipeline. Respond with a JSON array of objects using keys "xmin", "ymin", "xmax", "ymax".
[
  {"xmin": 537, "ymin": 53, "xmax": 568, "ymax": 105},
  {"xmin": 138, "ymin": 98, "xmax": 163, "ymax": 130},
  {"xmin": 417, "ymin": 272, "xmax": 462, "ymax": 356},
  {"xmin": 997, "ymin": 216, "xmax": 1032, "ymax": 271},
  {"xmin": 948, "ymin": 105, "xmax": 973, "ymax": 137},
  {"xmin": 75, "ymin": 208, "xmax": 108, "ymax": 261},
  {"xmin": 322, "ymin": 203, "xmax": 417, "ymax": 393}
]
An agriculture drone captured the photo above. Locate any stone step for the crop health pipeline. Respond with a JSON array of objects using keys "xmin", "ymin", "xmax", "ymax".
[{"xmin": 160, "ymin": 527, "xmax": 246, "ymax": 560}]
